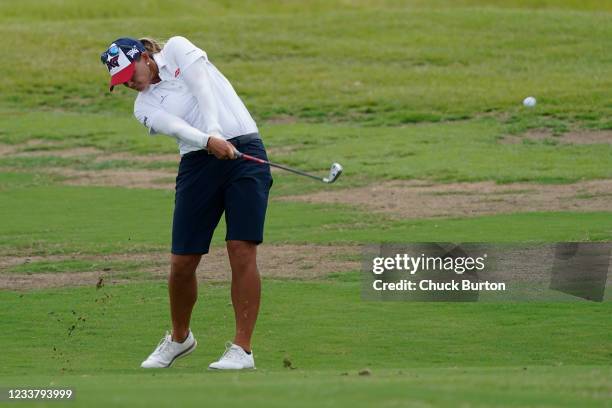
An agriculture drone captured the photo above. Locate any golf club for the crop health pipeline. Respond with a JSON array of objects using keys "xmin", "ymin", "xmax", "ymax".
[{"xmin": 234, "ymin": 151, "xmax": 343, "ymax": 184}]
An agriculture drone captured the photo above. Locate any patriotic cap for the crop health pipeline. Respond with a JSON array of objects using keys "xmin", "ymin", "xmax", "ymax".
[{"xmin": 100, "ymin": 38, "xmax": 146, "ymax": 91}]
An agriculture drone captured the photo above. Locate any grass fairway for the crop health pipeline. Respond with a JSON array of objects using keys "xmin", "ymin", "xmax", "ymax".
[
  {"xmin": 1, "ymin": 0, "xmax": 611, "ymax": 407},
  {"xmin": 2, "ymin": 180, "xmax": 611, "ymax": 255},
  {"xmin": 1, "ymin": 282, "xmax": 611, "ymax": 407},
  {"xmin": 5, "ymin": 367, "xmax": 610, "ymax": 407}
]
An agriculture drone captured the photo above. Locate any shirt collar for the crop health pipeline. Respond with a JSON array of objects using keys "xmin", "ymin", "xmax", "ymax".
[{"xmin": 153, "ymin": 52, "xmax": 166, "ymax": 68}]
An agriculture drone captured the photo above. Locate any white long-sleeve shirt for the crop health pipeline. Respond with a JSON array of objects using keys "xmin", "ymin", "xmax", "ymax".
[{"xmin": 133, "ymin": 36, "xmax": 258, "ymax": 156}]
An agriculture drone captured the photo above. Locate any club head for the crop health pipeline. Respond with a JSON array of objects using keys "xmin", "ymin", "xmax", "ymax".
[{"xmin": 323, "ymin": 162, "xmax": 343, "ymax": 183}]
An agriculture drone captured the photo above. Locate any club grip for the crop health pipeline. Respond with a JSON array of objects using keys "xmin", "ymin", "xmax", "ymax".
[{"xmin": 238, "ymin": 153, "xmax": 267, "ymax": 164}]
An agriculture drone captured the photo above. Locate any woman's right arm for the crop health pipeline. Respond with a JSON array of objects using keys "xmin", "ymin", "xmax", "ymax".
[{"xmin": 135, "ymin": 105, "xmax": 236, "ymax": 159}]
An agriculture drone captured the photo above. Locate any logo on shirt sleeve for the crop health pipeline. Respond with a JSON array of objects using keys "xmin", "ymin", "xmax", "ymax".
[{"xmin": 175, "ymin": 68, "xmax": 181, "ymax": 78}]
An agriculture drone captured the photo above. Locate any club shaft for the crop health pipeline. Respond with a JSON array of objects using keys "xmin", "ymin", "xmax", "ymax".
[{"xmin": 239, "ymin": 153, "xmax": 323, "ymax": 181}]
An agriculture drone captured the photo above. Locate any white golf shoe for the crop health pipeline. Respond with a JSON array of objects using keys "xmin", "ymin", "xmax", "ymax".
[
  {"xmin": 140, "ymin": 330, "xmax": 197, "ymax": 368},
  {"xmin": 208, "ymin": 342, "xmax": 255, "ymax": 370}
]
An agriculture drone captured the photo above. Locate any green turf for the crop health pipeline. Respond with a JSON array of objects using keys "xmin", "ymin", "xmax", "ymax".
[
  {"xmin": 260, "ymin": 121, "xmax": 612, "ymax": 183},
  {"xmin": 1, "ymin": 117, "xmax": 610, "ymax": 186},
  {"xmin": 0, "ymin": 155, "xmax": 178, "ymax": 171},
  {"xmin": 4, "ymin": 259, "xmax": 150, "ymax": 275},
  {"xmin": 1, "ymin": 1, "xmax": 611, "ymax": 406},
  {"xmin": 3, "ymin": 367, "xmax": 610, "ymax": 408},
  {"xmin": 1, "ymin": 182, "xmax": 610, "ymax": 255},
  {"xmin": 0, "ymin": 281, "xmax": 610, "ymax": 407},
  {"xmin": 1, "ymin": 2, "xmax": 611, "ymax": 126}
]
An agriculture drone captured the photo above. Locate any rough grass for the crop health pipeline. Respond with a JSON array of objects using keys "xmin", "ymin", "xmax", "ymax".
[{"xmin": 0, "ymin": 2, "xmax": 610, "ymax": 126}]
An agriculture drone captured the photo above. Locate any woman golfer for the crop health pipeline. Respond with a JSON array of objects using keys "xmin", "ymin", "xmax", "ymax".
[{"xmin": 100, "ymin": 36, "xmax": 272, "ymax": 370}]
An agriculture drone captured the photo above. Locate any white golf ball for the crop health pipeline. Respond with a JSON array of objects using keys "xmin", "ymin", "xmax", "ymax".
[{"xmin": 523, "ymin": 96, "xmax": 537, "ymax": 107}]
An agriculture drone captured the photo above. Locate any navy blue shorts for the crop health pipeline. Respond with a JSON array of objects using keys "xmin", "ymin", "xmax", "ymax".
[{"xmin": 171, "ymin": 134, "xmax": 273, "ymax": 255}]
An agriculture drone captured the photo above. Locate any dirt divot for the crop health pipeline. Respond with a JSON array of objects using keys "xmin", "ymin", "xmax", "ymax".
[
  {"xmin": 0, "ymin": 244, "xmax": 360, "ymax": 291},
  {"xmin": 1, "ymin": 140, "xmax": 65, "ymax": 155},
  {"xmin": 264, "ymin": 115, "xmax": 298, "ymax": 125},
  {"xmin": 8, "ymin": 145, "xmax": 180, "ymax": 164},
  {"xmin": 1, "ymin": 144, "xmax": 181, "ymax": 189},
  {"xmin": 47, "ymin": 168, "xmax": 176, "ymax": 189},
  {"xmin": 13, "ymin": 147, "xmax": 101, "ymax": 158},
  {"xmin": 561, "ymin": 130, "xmax": 612, "ymax": 144},
  {"xmin": 501, "ymin": 129, "xmax": 612, "ymax": 145},
  {"xmin": 0, "ymin": 144, "xmax": 18, "ymax": 155},
  {"xmin": 278, "ymin": 179, "xmax": 612, "ymax": 219},
  {"xmin": 266, "ymin": 145, "xmax": 300, "ymax": 156},
  {"xmin": 92, "ymin": 151, "xmax": 179, "ymax": 164}
]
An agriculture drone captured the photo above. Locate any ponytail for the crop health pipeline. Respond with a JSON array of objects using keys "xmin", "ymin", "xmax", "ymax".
[{"xmin": 139, "ymin": 37, "xmax": 164, "ymax": 54}]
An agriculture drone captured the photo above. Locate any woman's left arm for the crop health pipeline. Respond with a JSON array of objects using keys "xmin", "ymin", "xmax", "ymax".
[{"xmin": 182, "ymin": 58, "xmax": 223, "ymax": 137}]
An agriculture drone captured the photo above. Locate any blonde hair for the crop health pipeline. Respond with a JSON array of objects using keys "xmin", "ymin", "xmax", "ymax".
[{"xmin": 139, "ymin": 37, "xmax": 164, "ymax": 54}]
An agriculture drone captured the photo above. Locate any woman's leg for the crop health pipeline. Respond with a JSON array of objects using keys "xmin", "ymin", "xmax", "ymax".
[
  {"xmin": 169, "ymin": 254, "xmax": 201, "ymax": 342},
  {"xmin": 226, "ymin": 240, "xmax": 261, "ymax": 352}
]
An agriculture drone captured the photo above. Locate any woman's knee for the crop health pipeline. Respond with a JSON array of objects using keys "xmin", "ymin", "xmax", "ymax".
[
  {"xmin": 226, "ymin": 240, "xmax": 257, "ymax": 260},
  {"xmin": 170, "ymin": 254, "xmax": 201, "ymax": 275}
]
